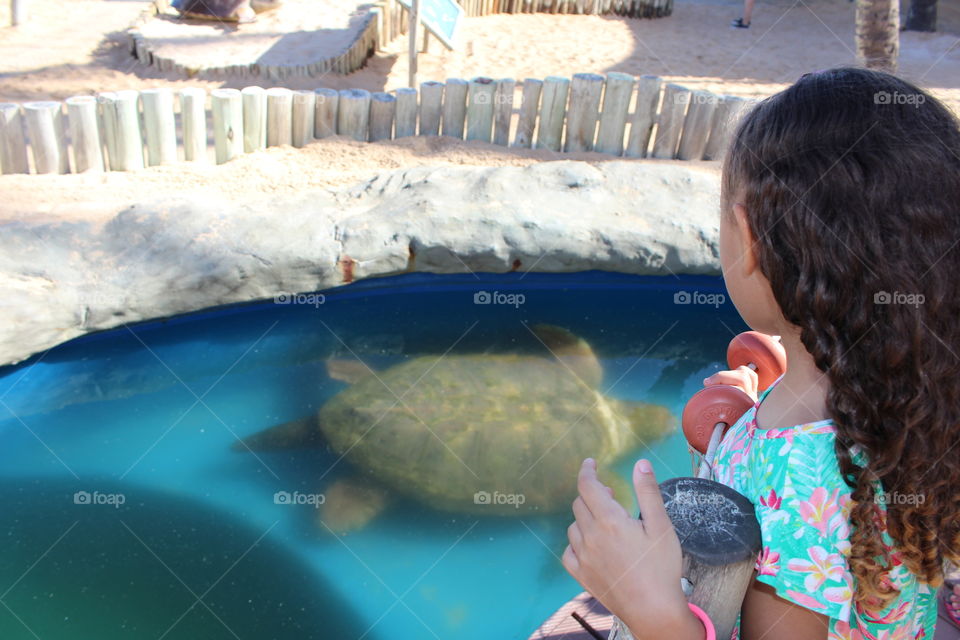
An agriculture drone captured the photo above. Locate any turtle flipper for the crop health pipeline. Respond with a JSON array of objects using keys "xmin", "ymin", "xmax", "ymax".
[
  {"xmin": 326, "ymin": 359, "xmax": 378, "ymax": 385},
  {"xmin": 615, "ymin": 400, "xmax": 677, "ymax": 446},
  {"xmin": 231, "ymin": 414, "xmax": 325, "ymax": 452},
  {"xmin": 530, "ymin": 324, "xmax": 603, "ymax": 388},
  {"xmin": 317, "ymin": 477, "xmax": 388, "ymax": 534}
]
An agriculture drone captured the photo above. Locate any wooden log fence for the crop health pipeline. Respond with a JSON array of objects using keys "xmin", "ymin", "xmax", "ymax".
[
  {"xmin": 124, "ymin": 0, "xmax": 670, "ymax": 80},
  {"xmin": 0, "ymin": 74, "xmax": 755, "ymax": 176}
]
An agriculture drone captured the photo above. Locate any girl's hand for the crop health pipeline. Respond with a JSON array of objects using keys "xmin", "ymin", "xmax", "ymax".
[
  {"xmin": 703, "ymin": 365, "xmax": 759, "ymax": 402},
  {"xmin": 562, "ymin": 458, "xmax": 704, "ymax": 640}
]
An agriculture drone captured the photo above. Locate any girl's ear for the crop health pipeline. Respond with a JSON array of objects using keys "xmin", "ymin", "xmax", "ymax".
[{"xmin": 733, "ymin": 202, "xmax": 759, "ymax": 277}]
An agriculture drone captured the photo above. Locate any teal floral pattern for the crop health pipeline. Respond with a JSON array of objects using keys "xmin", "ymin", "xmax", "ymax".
[{"xmin": 710, "ymin": 379, "xmax": 938, "ymax": 639}]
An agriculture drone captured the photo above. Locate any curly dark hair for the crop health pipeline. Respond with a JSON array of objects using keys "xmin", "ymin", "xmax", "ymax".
[{"xmin": 721, "ymin": 67, "xmax": 960, "ymax": 607}]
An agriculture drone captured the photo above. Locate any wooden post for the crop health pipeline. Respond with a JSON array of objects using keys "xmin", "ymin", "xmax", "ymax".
[
  {"xmin": 676, "ymin": 91, "xmax": 717, "ymax": 161},
  {"xmin": 625, "ymin": 75, "xmax": 661, "ymax": 158},
  {"xmin": 513, "ymin": 78, "xmax": 541, "ymax": 148},
  {"xmin": 441, "ymin": 78, "xmax": 468, "ymax": 139},
  {"xmin": 292, "ymin": 90, "xmax": 316, "ymax": 148},
  {"xmin": 10, "ymin": 0, "xmax": 26, "ymax": 25},
  {"xmin": 336, "ymin": 88, "xmax": 371, "ymax": 142},
  {"xmin": 101, "ymin": 90, "xmax": 144, "ymax": 171},
  {"xmin": 703, "ymin": 96, "xmax": 748, "ymax": 161},
  {"xmin": 419, "ymin": 81, "xmax": 444, "ymax": 136},
  {"xmin": 314, "ymin": 88, "xmax": 339, "ymax": 138},
  {"xmin": 65, "ymin": 96, "xmax": 104, "ymax": 173},
  {"xmin": 242, "ymin": 86, "xmax": 267, "ymax": 153},
  {"xmin": 594, "ymin": 72, "xmax": 634, "ymax": 156},
  {"xmin": 536, "ymin": 75, "xmax": 569, "ymax": 152},
  {"xmin": 369, "ymin": 91, "xmax": 396, "ymax": 142},
  {"xmin": 140, "ymin": 88, "xmax": 177, "ymax": 166},
  {"xmin": 564, "ymin": 73, "xmax": 604, "ymax": 152},
  {"xmin": 408, "ymin": 0, "xmax": 420, "ymax": 88},
  {"xmin": 651, "ymin": 83, "xmax": 689, "ymax": 159},
  {"xmin": 466, "ymin": 77, "xmax": 495, "ymax": 143},
  {"xmin": 395, "ymin": 87, "xmax": 418, "ymax": 138},
  {"xmin": 609, "ymin": 478, "xmax": 761, "ymax": 640},
  {"xmin": 266, "ymin": 87, "xmax": 293, "ymax": 147},
  {"xmin": 0, "ymin": 103, "xmax": 29, "ymax": 174},
  {"xmin": 180, "ymin": 88, "xmax": 207, "ymax": 162},
  {"xmin": 23, "ymin": 102, "xmax": 68, "ymax": 174},
  {"xmin": 211, "ymin": 88, "xmax": 243, "ymax": 164},
  {"xmin": 492, "ymin": 78, "xmax": 515, "ymax": 146},
  {"xmin": 97, "ymin": 92, "xmax": 119, "ymax": 171}
]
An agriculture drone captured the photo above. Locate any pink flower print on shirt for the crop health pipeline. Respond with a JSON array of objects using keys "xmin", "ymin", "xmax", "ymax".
[
  {"xmin": 787, "ymin": 545, "xmax": 846, "ymax": 591},
  {"xmin": 786, "ymin": 590, "xmax": 829, "ymax": 610},
  {"xmin": 828, "ymin": 620, "xmax": 865, "ymax": 640},
  {"xmin": 798, "ymin": 487, "xmax": 841, "ymax": 536},
  {"xmin": 756, "ymin": 546, "xmax": 781, "ymax": 576},
  {"xmin": 760, "ymin": 488, "xmax": 782, "ymax": 509}
]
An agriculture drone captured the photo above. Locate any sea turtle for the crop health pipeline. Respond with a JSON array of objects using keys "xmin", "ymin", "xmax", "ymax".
[{"xmin": 236, "ymin": 325, "xmax": 676, "ymax": 531}]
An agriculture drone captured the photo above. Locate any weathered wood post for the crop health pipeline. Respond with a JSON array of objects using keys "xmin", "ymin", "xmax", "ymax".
[
  {"xmin": 314, "ymin": 88, "xmax": 339, "ymax": 139},
  {"xmin": 369, "ymin": 91, "xmax": 396, "ymax": 142},
  {"xmin": 492, "ymin": 78, "xmax": 516, "ymax": 146},
  {"xmin": 292, "ymin": 90, "xmax": 316, "ymax": 148},
  {"xmin": 408, "ymin": 0, "xmax": 420, "ymax": 88},
  {"xmin": 652, "ymin": 83, "xmax": 689, "ymax": 159},
  {"xmin": 23, "ymin": 101, "xmax": 68, "ymax": 174},
  {"xmin": 625, "ymin": 75, "xmax": 662, "ymax": 158},
  {"xmin": 266, "ymin": 87, "xmax": 293, "ymax": 147},
  {"xmin": 441, "ymin": 78, "xmax": 468, "ymax": 139},
  {"xmin": 241, "ymin": 86, "xmax": 267, "ymax": 152},
  {"xmin": 395, "ymin": 87, "xmax": 418, "ymax": 138},
  {"xmin": 466, "ymin": 77, "xmax": 496, "ymax": 143},
  {"xmin": 65, "ymin": 96, "xmax": 104, "ymax": 173},
  {"xmin": 10, "ymin": 0, "xmax": 26, "ymax": 26},
  {"xmin": 536, "ymin": 75, "xmax": 569, "ymax": 152},
  {"xmin": 564, "ymin": 72, "xmax": 604, "ymax": 152},
  {"xmin": 703, "ymin": 96, "xmax": 749, "ymax": 161},
  {"xmin": 180, "ymin": 88, "xmax": 207, "ymax": 162},
  {"xmin": 513, "ymin": 78, "xmax": 542, "ymax": 148},
  {"xmin": 677, "ymin": 90, "xmax": 717, "ymax": 161},
  {"xmin": 336, "ymin": 88, "xmax": 371, "ymax": 142},
  {"xmin": 608, "ymin": 478, "xmax": 761, "ymax": 640},
  {"xmin": 140, "ymin": 88, "xmax": 177, "ymax": 166},
  {"xmin": 100, "ymin": 90, "xmax": 144, "ymax": 171},
  {"xmin": 211, "ymin": 88, "xmax": 243, "ymax": 164},
  {"xmin": 595, "ymin": 72, "xmax": 634, "ymax": 156},
  {"xmin": 0, "ymin": 103, "xmax": 29, "ymax": 174},
  {"xmin": 419, "ymin": 81, "xmax": 444, "ymax": 136}
]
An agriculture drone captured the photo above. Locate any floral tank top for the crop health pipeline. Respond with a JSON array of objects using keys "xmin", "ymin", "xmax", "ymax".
[{"xmin": 710, "ymin": 378, "xmax": 937, "ymax": 639}]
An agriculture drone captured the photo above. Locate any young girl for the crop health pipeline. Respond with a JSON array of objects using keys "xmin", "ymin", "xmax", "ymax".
[{"xmin": 562, "ymin": 67, "xmax": 960, "ymax": 639}]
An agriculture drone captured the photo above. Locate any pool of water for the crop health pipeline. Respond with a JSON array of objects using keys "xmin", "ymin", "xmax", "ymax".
[{"xmin": 0, "ymin": 271, "xmax": 745, "ymax": 640}]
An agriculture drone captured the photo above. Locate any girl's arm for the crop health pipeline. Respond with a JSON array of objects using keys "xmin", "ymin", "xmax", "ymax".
[{"xmin": 740, "ymin": 578, "xmax": 830, "ymax": 640}]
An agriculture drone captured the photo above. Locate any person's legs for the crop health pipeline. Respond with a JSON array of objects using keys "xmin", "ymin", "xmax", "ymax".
[{"xmin": 731, "ymin": 0, "xmax": 754, "ymax": 28}]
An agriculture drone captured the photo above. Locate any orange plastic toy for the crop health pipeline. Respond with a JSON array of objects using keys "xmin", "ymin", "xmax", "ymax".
[{"xmin": 682, "ymin": 332, "xmax": 787, "ymax": 459}]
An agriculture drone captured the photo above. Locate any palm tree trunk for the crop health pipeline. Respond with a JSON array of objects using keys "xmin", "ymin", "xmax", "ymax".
[
  {"xmin": 855, "ymin": 0, "xmax": 900, "ymax": 73},
  {"xmin": 904, "ymin": 0, "xmax": 937, "ymax": 31}
]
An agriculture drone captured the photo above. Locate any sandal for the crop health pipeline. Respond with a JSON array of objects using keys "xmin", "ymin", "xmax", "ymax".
[
  {"xmin": 941, "ymin": 582, "xmax": 960, "ymax": 630},
  {"xmin": 731, "ymin": 18, "xmax": 750, "ymax": 28}
]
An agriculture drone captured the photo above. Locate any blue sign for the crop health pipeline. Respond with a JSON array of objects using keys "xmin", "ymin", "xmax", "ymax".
[{"xmin": 394, "ymin": 0, "xmax": 464, "ymax": 50}]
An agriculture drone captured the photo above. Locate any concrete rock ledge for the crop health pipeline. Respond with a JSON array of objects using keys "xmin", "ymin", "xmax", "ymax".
[{"xmin": 0, "ymin": 160, "xmax": 720, "ymax": 367}]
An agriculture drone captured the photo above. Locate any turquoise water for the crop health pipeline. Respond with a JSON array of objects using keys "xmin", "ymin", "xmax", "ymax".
[{"xmin": 0, "ymin": 271, "xmax": 745, "ymax": 640}]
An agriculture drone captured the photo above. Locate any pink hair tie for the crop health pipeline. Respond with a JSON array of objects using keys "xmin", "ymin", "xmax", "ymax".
[{"xmin": 687, "ymin": 603, "xmax": 716, "ymax": 640}]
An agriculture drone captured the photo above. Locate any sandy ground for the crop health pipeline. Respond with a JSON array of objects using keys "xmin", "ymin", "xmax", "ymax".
[{"xmin": 0, "ymin": 0, "xmax": 957, "ymax": 110}]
